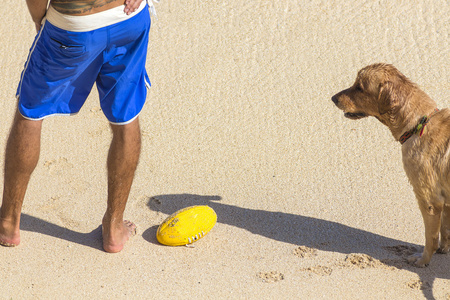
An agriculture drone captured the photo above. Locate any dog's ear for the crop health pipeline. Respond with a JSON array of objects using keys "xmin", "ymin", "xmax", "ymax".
[
  {"xmin": 378, "ymin": 71, "xmax": 412, "ymax": 115},
  {"xmin": 378, "ymin": 81, "xmax": 393, "ymax": 115},
  {"xmin": 378, "ymin": 81, "xmax": 404, "ymax": 115}
]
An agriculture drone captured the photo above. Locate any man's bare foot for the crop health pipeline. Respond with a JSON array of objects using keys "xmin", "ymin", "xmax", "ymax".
[
  {"xmin": 0, "ymin": 219, "xmax": 21, "ymax": 247},
  {"xmin": 102, "ymin": 220, "xmax": 136, "ymax": 253}
]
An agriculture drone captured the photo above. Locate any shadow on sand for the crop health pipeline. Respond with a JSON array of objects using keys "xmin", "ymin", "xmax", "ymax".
[
  {"xmin": 142, "ymin": 193, "xmax": 449, "ymax": 300},
  {"xmin": 15, "ymin": 193, "xmax": 449, "ymax": 299},
  {"xmin": 20, "ymin": 214, "xmax": 103, "ymax": 251}
]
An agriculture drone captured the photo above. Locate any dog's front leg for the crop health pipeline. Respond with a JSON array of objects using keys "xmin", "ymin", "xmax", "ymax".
[
  {"xmin": 437, "ymin": 203, "xmax": 450, "ymax": 254},
  {"xmin": 408, "ymin": 201, "xmax": 442, "ymax": 267}
]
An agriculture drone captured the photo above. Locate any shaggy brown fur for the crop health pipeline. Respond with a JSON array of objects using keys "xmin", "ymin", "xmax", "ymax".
[{"xmin": 332, "ymin": 63, "xmax": 450, "ymax": 267}]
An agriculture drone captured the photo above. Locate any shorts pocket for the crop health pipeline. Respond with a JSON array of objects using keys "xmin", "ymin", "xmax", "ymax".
[{"xmin": 49, "ymin": 37, "xmax": 86, "ymax": 57}]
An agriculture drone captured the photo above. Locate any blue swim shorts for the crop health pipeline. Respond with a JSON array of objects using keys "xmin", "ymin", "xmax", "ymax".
[{"xmin": 17, "ymin": 1, "xmax": 151, "ymax": 124}]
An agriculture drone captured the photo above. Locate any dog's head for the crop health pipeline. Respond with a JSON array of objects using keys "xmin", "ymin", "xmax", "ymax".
[{"xmin": 331, "ymin": 63, "xmax": 411, "ymax": 123}]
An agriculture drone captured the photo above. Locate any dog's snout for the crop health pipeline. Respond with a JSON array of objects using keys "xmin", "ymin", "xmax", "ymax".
[{"xmin": 332, "ymin": 95, "xmax": 339, "ymax": 105}]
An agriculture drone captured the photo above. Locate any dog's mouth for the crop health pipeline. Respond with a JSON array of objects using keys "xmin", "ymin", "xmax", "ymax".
[{"xmin": 344, "ymin": 112, "xmax": 367, "ymax": 120}]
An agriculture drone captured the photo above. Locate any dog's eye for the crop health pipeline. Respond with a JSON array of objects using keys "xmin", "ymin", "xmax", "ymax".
[{"xmin": 355, "ymin": 85, "xmax": 363, "ymax": 92}]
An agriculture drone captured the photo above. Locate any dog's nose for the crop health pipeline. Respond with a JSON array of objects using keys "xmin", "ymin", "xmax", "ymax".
[{"xmin": 331, "ymin": 95, "xmax": 339, "ymax": 105}]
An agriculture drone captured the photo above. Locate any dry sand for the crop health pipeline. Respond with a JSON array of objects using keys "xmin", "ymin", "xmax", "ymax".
[{"xmin": 1, "ymin": 0, "xmax": 449, "ymax": 299}]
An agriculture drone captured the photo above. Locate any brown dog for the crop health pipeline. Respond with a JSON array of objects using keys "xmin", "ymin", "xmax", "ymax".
[{"xmin": 332, "ymin": 63, "xmax": 450, "ymax": 267}]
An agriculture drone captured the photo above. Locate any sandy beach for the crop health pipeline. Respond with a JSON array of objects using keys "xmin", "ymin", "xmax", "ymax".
[{"xmin": 1, "ymin": 0, "xmax": 449, "ymax": 299}]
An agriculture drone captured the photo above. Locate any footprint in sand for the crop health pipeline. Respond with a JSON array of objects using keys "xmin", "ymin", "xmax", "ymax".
[
  {"xmin": 257, "ymin": 271, "xmax": 284, "ymax": 283},
  {"xmin": 293, "ymin": 246, "xmax": 317, "ymax": 258},
  {"xmin": 343, "ymin": 253, "xmax": 381, "ymax": 268},
  {"xmin": 38, "ymin": 196, "xmax": 81, "ymax": 229},
  {"xmin": 383, "ymin": 245, "xmax": 418, "ymax": 257},
  {"xmin": 56, "ymin": 213, "xmax": 81, "ymax": 229},
  {"xmin": 87, "ymin": 123, "xmax": 109, "ymax": 137},
  {"xmin": 38, "ymin": 196, "xmax": 61, "ymax": 211},
  {"xmin": 407, "ymin": 279, "xmax": 431, "ymax": 291},
  {"xmin": 341, "ymin": 253, "xmax": 400, "ymax": 271},
  {"xmin": 301, "ymin": 266, "xmax": 333, "ymax": 276},
  {"xmin": 44, "ymin": 158, "xmax": 73, "ymax": 176}
]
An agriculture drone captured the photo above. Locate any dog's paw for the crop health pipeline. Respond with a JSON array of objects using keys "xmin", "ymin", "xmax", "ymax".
[
  {"xmin": 407, "ymin": 253, "xmax": 429, "ymax": 268},
  {"xmin": 436, "ymin": 246, "xmax": 449, "ymax": 254}
]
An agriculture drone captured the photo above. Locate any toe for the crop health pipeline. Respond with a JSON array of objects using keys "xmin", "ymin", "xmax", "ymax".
[{"xmin": 124, "ymin": 220, "xmax": 137, "ymax": 236}]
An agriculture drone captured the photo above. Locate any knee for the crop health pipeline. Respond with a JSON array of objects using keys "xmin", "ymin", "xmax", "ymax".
[
  {"xmin": 110, "ymin": 119, "xmax": 142, "ymax": 152},
  {"xmin": 13, "ymin": 111, "xmax": 43, "ymax": 132},
  {"xmin": 111, "ymin": 118, "xmax": 141, "ymax": 139}
]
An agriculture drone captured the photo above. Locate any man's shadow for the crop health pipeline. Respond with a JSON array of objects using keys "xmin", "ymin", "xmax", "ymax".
[
  {"xmin": 19, "ymin": 214, "xmax": 103, "ymax": 251},
  {"xmin": 142, "ymin": 193, "xmax": 449, "ymax": 300}
]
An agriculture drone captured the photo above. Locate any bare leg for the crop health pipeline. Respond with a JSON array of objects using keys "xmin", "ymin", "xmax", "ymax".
[
  {"xmin": 102, "ymin": 117, "xmax": 141, "ymax": 253},
  {"xmin": 0, "ymin": 111, "xmax": 42, "ymax": 246}
]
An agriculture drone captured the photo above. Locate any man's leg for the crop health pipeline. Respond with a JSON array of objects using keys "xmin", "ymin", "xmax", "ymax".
[
  {"xmin": 0, "ymin": 111, "xmax": 42, "ymax": 246},
  {"xmin": 102, "ymin": 117, "xmax": 141, "ymax": 253}
]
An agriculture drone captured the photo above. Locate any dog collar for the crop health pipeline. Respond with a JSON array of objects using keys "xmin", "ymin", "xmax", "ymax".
[{"xmin": 399, "ymin": 108, "xmax": 440, "ymax": 144}]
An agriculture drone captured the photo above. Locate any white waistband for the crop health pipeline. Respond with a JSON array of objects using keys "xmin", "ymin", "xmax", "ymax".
[{"xmin": 46, "ymin": 0, "xmax": 147, "ymax": 32}]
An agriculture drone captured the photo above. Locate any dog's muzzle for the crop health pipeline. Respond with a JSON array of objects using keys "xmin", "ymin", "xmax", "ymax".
[{"xmin": 332, "ymin": 95, "xmax": 366, "ymax": 119}]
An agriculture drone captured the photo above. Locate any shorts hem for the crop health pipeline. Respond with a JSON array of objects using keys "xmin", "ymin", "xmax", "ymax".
[
  {"xmin": 108, "ymin": 80, "xmax": 149, "ymax": 125},
  {"xmin": 109, "ymin": 113, "xmax": 140, "ymax": 125},
  {"xmin": 18, "ymin": 110, "xmax": 80, "ymax": 121}
]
